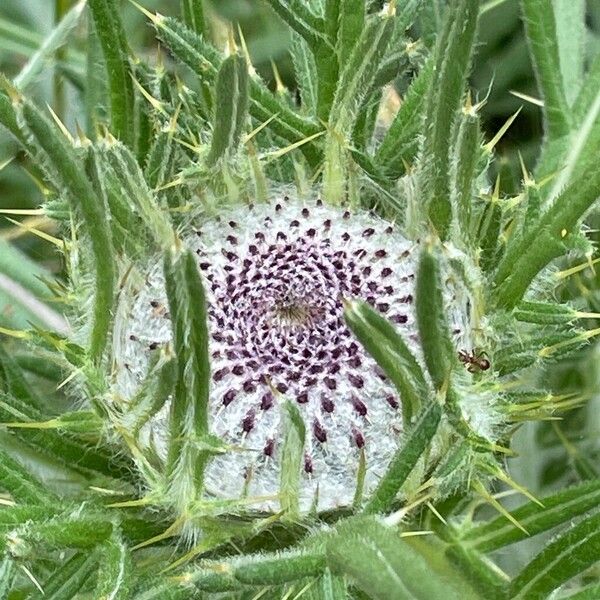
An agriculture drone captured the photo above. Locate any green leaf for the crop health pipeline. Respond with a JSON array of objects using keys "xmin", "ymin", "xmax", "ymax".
[
  {"xmin": 0, "ymin": 343, "xmax": 44, "ymax": 412},
  {"xmin": 279, "ymin": 400, "xmax": 306, "ymax": 517},
  {"xmin": 475, "ymin": 195, "xmax": 502, "ymax": 273},
  {"xmin": 0, "ymin": 558, "xmax": 15, "ymax": 599},
  {"xmin": 451, "ymin": 108, "xmax": 482, "ymax": 246},
  {"xmin": 307, "ymin": 569, "xmax": 348, "ymax": 600},
  {"xmin": 126, "ymin": 352, "xmax": 176, "ymax": 434},
  {"xmin": 88, "ymin": 0, "xmax": 135, "ymax": 146},
  {"xmin": 180, "ymin": 0, "xmax": 206, "ymax": 36},
  {"xmin": 0, "ymin": 448, "xmax": 58, "ymax": 505},
  {"xmin": 163, "ymin": 247, "xmax": 211, "ymax": 505},
  {"xmin": 17, "ymin": 514, "xmax": 113, "ymax": 550},
  {"xmin": 560, "ymin": 582, "xmax": 600, "ymax": 600},
  {"xmin": 344, "ymin": 299, "xmax": 429, "ymax": 423},
  {"xmin": 327, "ymin": 517, "xmax": 481, "ymax": 600},
  {"xmin": 290, "ymin": 33, "xmax": 318, "ymax": 114},
  {"xmin": 337, "ymin": 0, "xmax": 365, "ymax": 66},
  {"xmin": 552, "ymin": 0, "xmax": 585, "ymax": 106},
  {"xmin": 94, "ymin": 533, "xmax": 132, "ymax": 600},
  {"xmin": 207, "ymin": 53, "xmax": 249, "ymax": 165},
  {"xmin": 422, "ymin": 0, "xmax": 480, "ymax": 239},
  {"xmin": 3, "ymin": 390, "xmax": 126, "ymax": 487},
  {"xmin": 0, "ymin": 240, "xmax": 67, "ymax": 332},
  {"xmin": 514, "ymin": 301, "xmax": 577, "ymax": 325},
  {"xmin": 415, "ymin": 242, "xmax": 455, "ymax": 389},
  {"xmin": 264, "ymin": 0, "xmax": 328, "ymax": 50},
  {"xmin": 151, "ymin": 14, "xmax": 322, "ymax": 166},
  {"xmin": 41, "ymin": 552, "xmax": 99, "ymax": 600},
  {"xmin": 232, "ymin": 549, "xmax": 326, "ymax": 585},
  {"xmin": 463, "ymin": 479, "xmax": 600, "ymax": 552},
  {"xmin": 509, "ymin": 511, "xmax": 600, "ymax": 599},
  {"xmin": 445, "ymin": 543, "xmax": 508, "ymax": 599},
  {"xmin": 494, "ymin": 168, "xmax": 600, "ymax": 308},
  {"xmin": 520, "ymin": 0, "xmax": 571, "ymax": 139},
  {"xmin": 19, "ymin": 97, "xmax": 116, "ymax": 362},
  {"xmin": 329, "ymin": 15, "xmax": 394, "ymax": 133},
  {"xmin": 364, "ymin": 400, "xmax": 441, "ymax": 514},
  {"xmin": 95, "ymin": 139, "xmax": 172, "ymax": 247},
  {"xmin": 13, "ymin": 0, "xmax": 86, "ymax": 90},
  {"xmin": 375, "ymin": 58, "xmax": 434, "ymax": 179}
]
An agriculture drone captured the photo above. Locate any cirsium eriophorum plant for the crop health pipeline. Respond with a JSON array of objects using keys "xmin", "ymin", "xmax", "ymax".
[{"xmin": 1, "ymin": 0, "xmax": 600, "ymax": 598}]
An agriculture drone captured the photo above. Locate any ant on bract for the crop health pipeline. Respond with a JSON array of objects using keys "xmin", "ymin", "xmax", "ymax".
[{"xmin": 458, "ymin": 349, "xmax": 491, "ymax": 373}]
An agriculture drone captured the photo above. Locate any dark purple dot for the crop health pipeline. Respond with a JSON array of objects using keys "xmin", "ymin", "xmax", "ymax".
[
  {"xmin": 260, "ymin": 393, "xmax": 274, "ymax": 411},
  {"xmin": 323, "ymin": 377, "xmax": 337, "ymax": 391},
  {"xmin": 313, "ymin": 420, "xmax": 327, "ymax": 443},
  {"xmin": 275, "ymin": 203, "xmax": 282, "ymax": 211},
  {"xmin": 232, "ymin": 365, "xmax": 245, "ymax": 376},
  {"xmin": 381, "ymin": 267, "xmax": 392, "ymax": 277},
  {"xmin": 150, "ymin": 300, "xmax": 160, "ymax": 308},
  {"xmin": 290, "ymin": 220, "xmax": 300, "ymax": 227},
  {"xmin": 297, "ymin": 392, "xmax": 309, "ymax": 404},
  {"xmin": 392, "ymin": 314, "xmax": 408, "ymax": 324},
  {"xmin": 242, "ymin": 409, "xmax": 255, "ymax": 433},
  {"xmin": 362, "ymin": 228, "xmax": 375, "ymax": 237},
  {"xmin": 352, "ymin": 427, "xmax": 365, "ymax": 448},
  {"xmin": 400, "ymin": 294, "xmax": 413, "ymax": 303},
  {"xmin": 301, "ymin": 208, "xmax": 310, "ymax": 218},
  {"xmin": 222, "ymin": 250, "xmax": 238, "ymax": 261},
  {"xmin": 129, "ymin": 334, "xmax": 138, "ymax": 341},
  {"xmin": 377, "ymin": 303, "xmax": 390, "ymax": 312},
  {"xmin": 347, "ymin": 356, "xmax": 362, "ymax": 368},
  {"xmin": 263, "ymin": 438, "xmax": 275, "ymax": 457},
  {"xmin": 223, "ymin": 389, "xmax": 237, "ymax": 406},
  {"xmin": 276, "ymin": 382, "xmax": 288, "ymax": 393},
  {"xmin": 352, "ymin": 396, "xmax": 368, "ymax": 416},
  {"xmin": 243, "ymin": 380, "xmax": 256, "ymax": 393},
  {"xmin": 348, "ymin": 374, "xmax": 364, "ymax": 389},
  {"xmin": 342, "ymin": 232, "xmax": 350, "ymax": 241},
  {"xmin": 386, "ymin": 395, "xmax": 399, "ymax": 409},
  {"xmin": 374, "ymin": 249, "xmax": 387, "ymax": 258},
  {"xmin": 304, "ymin": 454, "xmax": 313, "ymax": 474},
  {"xmin": 321, "ymin": 398, "xmax": 335, "ymax": 413},
  {"xmin": 213, "ymin": 367, "xmax": 229, "ymax": 382},
  {"xmin": 148, "ymin": 342, "xmax": 159, "ymax": 350},
  {"xmin": 306, "ymin": 228, "xmax": 316, "ymax": 238},
  {"xmin": 343, "ymin": 211, "xmax": 350, "ymax": 219},
  {"xmin": 228, "ymin": 221, "xmax": 237, "ymax": 228}
]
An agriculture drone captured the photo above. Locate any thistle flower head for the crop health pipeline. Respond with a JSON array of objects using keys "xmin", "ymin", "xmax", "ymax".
[{"xmin": 115, "ymin": 197, "xmax": 465, "ymax": 510}]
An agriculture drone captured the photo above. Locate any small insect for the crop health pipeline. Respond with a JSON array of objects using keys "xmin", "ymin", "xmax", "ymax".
[{"xmin": 458, "ymin": 349, "xmax": 491, "ymax": 373}]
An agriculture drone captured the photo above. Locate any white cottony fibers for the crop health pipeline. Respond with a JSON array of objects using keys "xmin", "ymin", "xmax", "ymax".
[{"xmin": 113, "ymin": 197, "xmax": 464, "ymax": 511}]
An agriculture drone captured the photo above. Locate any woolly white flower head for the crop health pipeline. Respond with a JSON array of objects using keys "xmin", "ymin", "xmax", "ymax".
[{"xmin": 113, "ymin": 196, "xmax": 466, "ymax": 511}]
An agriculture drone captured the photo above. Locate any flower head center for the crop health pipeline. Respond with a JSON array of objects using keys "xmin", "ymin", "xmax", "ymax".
[{"xmin": 272, "ymin": 294, "xmax": 322, "ymax": 328}]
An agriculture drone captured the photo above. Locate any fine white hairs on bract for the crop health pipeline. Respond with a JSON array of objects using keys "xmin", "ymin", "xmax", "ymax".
[{"xmin": 113, "ymin": 196, "xmax": 464, "ymax": 511}]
